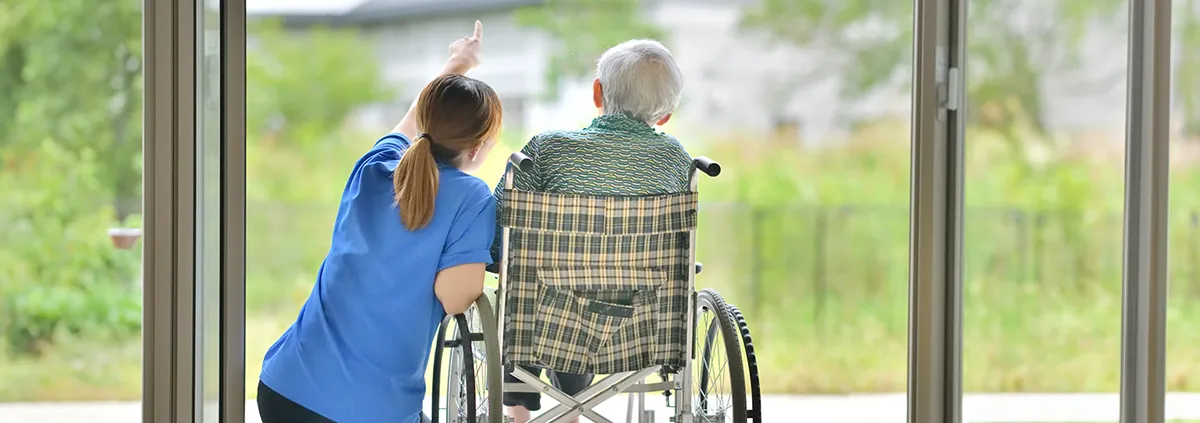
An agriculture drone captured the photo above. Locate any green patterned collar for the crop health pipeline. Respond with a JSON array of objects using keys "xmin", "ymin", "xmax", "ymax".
[{"xmin": 588, "ymin": 113, "xmax": 656, "ymax": 135}]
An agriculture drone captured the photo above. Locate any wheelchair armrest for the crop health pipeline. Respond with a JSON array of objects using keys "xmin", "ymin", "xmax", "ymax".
[{"xmin": 695, "ymin": 262, "xmax": 703, "ymax": 275}]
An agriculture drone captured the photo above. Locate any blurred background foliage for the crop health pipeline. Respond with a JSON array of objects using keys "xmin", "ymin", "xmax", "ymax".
[{"xmin": 2, "ymin": 0, "xmax": 1200, "ymax": 402}]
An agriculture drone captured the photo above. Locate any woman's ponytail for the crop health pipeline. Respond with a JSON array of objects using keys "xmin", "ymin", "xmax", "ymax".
[
  {"xmin": 393, "ymin": 74, "xmax": 503, "ymax": 230},
  {"xmin": 393, "ymin": 134, "xmax": 439, "ymax": 231}
]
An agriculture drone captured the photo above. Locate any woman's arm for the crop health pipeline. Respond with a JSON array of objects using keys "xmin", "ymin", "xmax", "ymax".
[
  {"xmin": 434, "ymin": 262, "xmax": 486, "ymax": 315},
  {"xmin": 390, "ymin": 21, "xmax": 484, "ymax": 140}
]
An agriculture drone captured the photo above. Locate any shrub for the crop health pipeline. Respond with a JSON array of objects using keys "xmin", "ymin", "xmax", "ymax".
[{"xmin": 0, "ymin": 141, "xmax": 141, "ymax": 356}]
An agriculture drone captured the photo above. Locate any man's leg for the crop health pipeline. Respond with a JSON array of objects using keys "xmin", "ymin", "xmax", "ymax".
[
  {"xmin": 504, "ymin": 365, "xmax": 543, "ymax": 423},
  {"xmin": 549, "ymin": 371, "xmax": 596, "ymax": 423}
]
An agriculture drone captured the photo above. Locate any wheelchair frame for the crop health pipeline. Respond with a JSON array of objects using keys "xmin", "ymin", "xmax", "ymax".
[{"xmin": 437, "ymin": 152, "xmax": 740, "ymax": 423}]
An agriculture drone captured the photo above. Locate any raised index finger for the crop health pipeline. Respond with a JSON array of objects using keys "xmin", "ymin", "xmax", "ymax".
[{"xmin": 473, "ymin": 20, "xmax": 483, "ymax": 40}]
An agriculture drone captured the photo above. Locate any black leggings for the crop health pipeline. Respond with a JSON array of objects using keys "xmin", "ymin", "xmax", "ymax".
[
  {"xmin": 257, "ymin": 381, "xmax": 335, "ymax": 423},
  {"xmin": 257, "ymin": 381, "xmax": 432, "ymax": 423}
]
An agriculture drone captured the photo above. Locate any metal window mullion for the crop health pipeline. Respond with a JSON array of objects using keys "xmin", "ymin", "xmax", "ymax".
[
  {"xmin": 220, "ymin": 0, "xmax": 248, "ymax": 420},
  {"xmin": 175, "ymin": 0, "xmax": 199, "ymax": 419},
  {"xmin": 143, "ymin": 0, "xmax": 176, "ymax": 420},
  {"xmin": 143, "ymin": 0, "xmax": 199, "ymax": 421},
  {"xmin": 1119, "ymin": 0, "xmax": 1172, "ymax": 422},
  {"xmin": 908, "ymin": 0, "xmax": 966, "ymax": 422}
]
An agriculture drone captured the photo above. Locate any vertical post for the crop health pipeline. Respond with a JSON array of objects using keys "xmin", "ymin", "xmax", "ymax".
[
  {"xmin": 1034, "ymin": 213, "xmax": 1046, "ymax": 282},
  {"xmin": 907, "ymin": 0, "xmax": 966, "ymax": 421},
  {"xmin": 749, "ymin": 206, "xmax": 763, "ymax": 317},
  {"xmin": 1014, "ymin": 210, "xmax": 1028, "ymax": 282},
  {"xmin": 1119, "ymin": 0, "xmax": 1172, "ymax": 421},
  {"xmin": 143, "ymin": 0, "xmax": 197, "ymax": 420},
  {"xmin": 813, "ymin": 209, "xmax": 827, "ymax": 328},
  {"xmin": 1191, "ymin": 212, "xmax": 1197, "ymax": 293},
  {"xmin": 221, "ymin": 0, "xmax": 247, "ymax": 420}
]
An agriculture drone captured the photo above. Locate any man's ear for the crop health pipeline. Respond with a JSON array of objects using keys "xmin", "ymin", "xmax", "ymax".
[
  {"xmin": 592, "ymin": 79, "xmax": 603, "ymax": 109},
  {"xmin": 655, "ymin": 113, "xmax": 673, "ymax": 126}
]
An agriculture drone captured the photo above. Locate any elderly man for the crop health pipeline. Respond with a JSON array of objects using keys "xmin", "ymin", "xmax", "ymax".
[{"xmin": 490, "ymin": 39, "xmax": 691, "ymax": 423}]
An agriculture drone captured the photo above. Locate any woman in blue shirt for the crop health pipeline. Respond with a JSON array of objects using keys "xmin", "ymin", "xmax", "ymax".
[{"xmin": 257, "ymin": 21, "xmax": 500, "ymax": 423}]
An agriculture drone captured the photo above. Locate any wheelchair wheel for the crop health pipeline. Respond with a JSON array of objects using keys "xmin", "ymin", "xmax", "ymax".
[
  {"xmin": 430, "ymin": 294, "xmax": 503, "ymax": 423},
  {"xmin": 728, "ymin": 305, "xmax": 763, "ymax": 423},
  {"xmin": 692, "ymin": 289, "xmax": 747, "ymax": 422}
]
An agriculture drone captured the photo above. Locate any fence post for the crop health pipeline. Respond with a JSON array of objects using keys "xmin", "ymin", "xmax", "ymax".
[
  {"xmin": 1192, "ymin": 211, "xmax": 1198, "ymax": 296},
  {"xmin": 1014, "ymin": 209, "xmax": 1027, "ymax": 283},
  {"xmin": 1034, "ymin": 212, "xmax": 1045, "ymax": 283},
  {"xmin": 749, "ymin": 206, "xmax": 763, "ymax": 318},
  {"xmin": 813, "ymin": 208, "xmax": 828, "ymax": 330}
]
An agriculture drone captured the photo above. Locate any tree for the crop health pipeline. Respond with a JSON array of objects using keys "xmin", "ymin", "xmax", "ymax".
[
  {"xmin": 246, "ymin": 19, "xmax": 395, "ymax": 145},
  {"xmin": 1176, "ymin": 0, "xmax": 1200, "ymax": 139},
  {"xmin": 514, "ymin": 0, "xmax": 663, "ymax": 97},
  {"xmin": 0, "ymin": 0, "xmax": 143, "ymax": 219},
  {"xmin": 740, "ymin": 0, "xmax": 1128, "ymax": 143},
  {"xmin": 0, "ymin": 4, "xmax": 396, "ymax": 355}
]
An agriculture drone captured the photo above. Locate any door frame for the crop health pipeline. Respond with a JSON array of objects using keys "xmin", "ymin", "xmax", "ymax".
[{"xmin": 143, "ymin": 0, "xmax": 246, "ymax": 421}]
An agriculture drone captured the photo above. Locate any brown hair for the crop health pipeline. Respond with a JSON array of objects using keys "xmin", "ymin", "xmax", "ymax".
[{"xmin": 393, "ymin": 74, "xmax": 503, "ymax": 231}]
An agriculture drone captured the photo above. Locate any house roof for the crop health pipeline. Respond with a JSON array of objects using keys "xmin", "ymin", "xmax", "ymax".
[{"xmin": 248, "ymin": 0, "xmax": 544, "ymax": 24}]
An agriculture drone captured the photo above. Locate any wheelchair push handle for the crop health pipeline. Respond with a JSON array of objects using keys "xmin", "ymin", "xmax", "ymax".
[
  {"xmin": 693, "ymin": 156, "xmax": 721, "ymax": 177},
  {"xmin": 509, "ymin": 152, "xmax": 534, "ymax": 172}
]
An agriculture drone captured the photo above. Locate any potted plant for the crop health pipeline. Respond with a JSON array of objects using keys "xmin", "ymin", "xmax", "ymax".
[{"xmin": 108, "ymin": 214, "xmax": 142, "ymax": 250}]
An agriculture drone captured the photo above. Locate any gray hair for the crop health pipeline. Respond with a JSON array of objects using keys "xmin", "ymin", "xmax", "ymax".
[{"xmin": 595, "ymin": 39, "xmax": 684, "ymax": 125}]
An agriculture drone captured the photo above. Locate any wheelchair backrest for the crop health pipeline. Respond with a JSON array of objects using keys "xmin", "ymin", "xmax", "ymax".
[{"xmin": 497, "ymin": 189, "xmax": 698, "ymax": 375}]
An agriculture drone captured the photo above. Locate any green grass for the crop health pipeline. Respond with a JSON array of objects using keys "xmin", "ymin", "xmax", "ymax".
[{"xmin": 5, "ymin": 285, "xmax": 1200, "ymax": 402}]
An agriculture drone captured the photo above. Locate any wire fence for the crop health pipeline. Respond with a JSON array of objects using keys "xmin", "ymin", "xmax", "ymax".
[
  {"xmin": 691, "ymin": 203, "xmax": 1200, "ymax": 319},
  {"xmin": 239, "ymin": 201, "xmax": 1200, "ymax": 319}
]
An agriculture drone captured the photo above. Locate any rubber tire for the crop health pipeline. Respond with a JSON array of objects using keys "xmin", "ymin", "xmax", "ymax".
[
  {"xmin": 729, "ymin": 305, "xmax": 763, "ymax": 423},
  {"xmin": 448, "ymin": 314, "xmax": 477, "ymax": 423},
  {"xmin": 694, "ymin": 289, "xmax": 748, "ymax": 422},
  {"xmin": 443, "ymin": 295, "xmax": 503, "ymax": 423}
]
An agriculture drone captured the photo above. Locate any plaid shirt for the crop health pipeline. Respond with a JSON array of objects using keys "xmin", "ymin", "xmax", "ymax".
[{"xmin": 490, "ymin": 114, "xmax": 693, "ymax": 261}]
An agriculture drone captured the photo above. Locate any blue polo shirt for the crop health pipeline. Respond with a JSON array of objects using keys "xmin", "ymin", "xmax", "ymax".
[{"xmin": 260, "ymin": 133, "xmax": 496, "ymax": 423}]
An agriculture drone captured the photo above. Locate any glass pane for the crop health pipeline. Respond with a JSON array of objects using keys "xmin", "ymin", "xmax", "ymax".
[
  {"xmin": 197, "ymin": 0, "xmax": 223, "ymax": 421},
  {"xmin": 0, "ymin": 0, "xmax": 145, "ymax": 421},
  {"xmin": 244, "ymin": 1, "xmax": 912, "ymax": 422},
  {"xmin": 962, "ymin": 1, "xmax": 1128, "ymax": 421},
  {"xmin": 1168, "ymin": 0, "xmax": 1200, "ymax": 419}
]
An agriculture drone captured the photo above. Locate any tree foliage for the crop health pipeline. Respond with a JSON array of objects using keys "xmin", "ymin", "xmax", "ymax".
[
  {"xmin": 1176, "ymin": 0, "xmax": 1200, "ymax": 138},
  {"xmin": 0, "ymin": 3, "xmax": 393, "ymax": 355},
  {"xmin": 741, "ymin": 0, "xmax": 1127, "ymax": 139},
  {"xmin": 0, "ymin": 0, "xmax": 143, "ymax": 217},
  {"xmin": 246, "ymin": 19, "xmax": 395, "ymax": 144},
  {"xmin": 514, "ymin": 0, "xmax": 663, "ymax": 97}
]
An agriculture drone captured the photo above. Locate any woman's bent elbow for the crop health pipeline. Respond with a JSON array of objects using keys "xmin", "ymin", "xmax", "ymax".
[
  {"xmin": 442, "ymin": 296, "xmax": 476, "ymax": 315},
  {"xmin": 434, "ymin": 263, "xmax": 487, "ymax": 315}
]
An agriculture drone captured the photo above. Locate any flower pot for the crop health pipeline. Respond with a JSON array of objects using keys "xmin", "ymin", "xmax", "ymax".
[{"xmin": 108, "ymin": 227, "xmax": 142, "ymax": 250}]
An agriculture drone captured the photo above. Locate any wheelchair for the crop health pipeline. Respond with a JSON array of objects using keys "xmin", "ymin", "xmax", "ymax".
[{"xmin": 428, "ymin": 153, "xmax": 762, "ymax": 423}]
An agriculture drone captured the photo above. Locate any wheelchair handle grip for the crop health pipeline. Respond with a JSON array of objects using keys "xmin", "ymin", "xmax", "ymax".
[
  {"xmin": 509, "ymin": 152, "xmax": 534, "ymax": 172},
  {"xmin": 693, "ymin": 156, "xmax": 721, "ymax": 177}
]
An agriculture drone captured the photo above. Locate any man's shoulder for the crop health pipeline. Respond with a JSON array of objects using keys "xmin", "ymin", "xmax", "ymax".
[
  {"xmin": 655, "ymin": 132, "xmax": 688, "ymax": 150},
  {"xmin": 530, "ymin": 128, "xmax": 687, "ymax": 152},
  {"xmin": 529, "ymin": 128, "xmax": 588, "ymax": 145}
]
